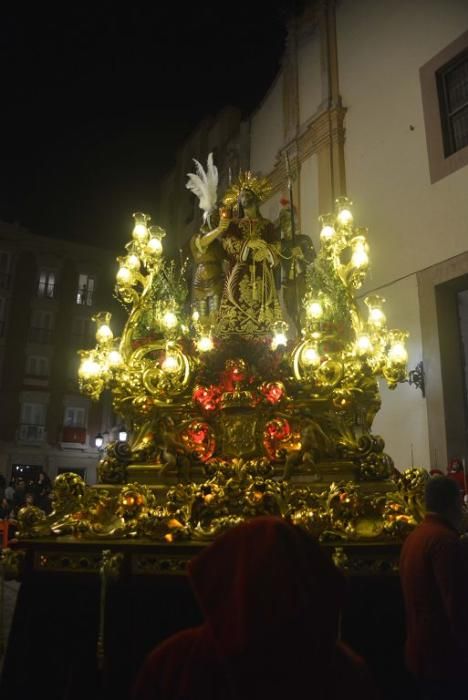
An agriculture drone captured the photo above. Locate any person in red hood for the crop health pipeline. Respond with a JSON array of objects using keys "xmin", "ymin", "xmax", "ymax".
[
  {"xmin": 133, "ymin": 516, "xmax": 379, "ymax": 700},
  {"xmin": 399, "ymin": 476, "xmax": 468, "ymax": 699},
  {"xmin": 446, "ymin": 457, "xmax": 466, "ymax": 496}
]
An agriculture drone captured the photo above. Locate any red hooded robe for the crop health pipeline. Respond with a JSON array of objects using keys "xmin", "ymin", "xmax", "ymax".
[{"xmin": 133, "ymin": 516, "xmax": 378, "ymax": 700}]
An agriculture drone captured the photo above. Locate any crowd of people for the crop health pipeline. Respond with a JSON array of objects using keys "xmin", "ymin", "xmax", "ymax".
[{"xmin": 0, "ymin": 470, "xmax": 52, "ymax": 524}]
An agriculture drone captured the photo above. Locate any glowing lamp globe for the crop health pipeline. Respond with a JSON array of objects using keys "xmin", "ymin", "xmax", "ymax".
[
  {"xmin": 306, "ymin": 301, "xmax": 323, "ymax": 320},
  {"xmin": 388, "ymin": 341, "xmax": 408, "ymax": 364},
  {"xmin": 271, "ymin": 332, "xmax": 287, "ymax": 350},
  {"xmin": 79, "ymin": 358, "xmax": 101, "ymax": 378},
  {"xmin": 162, "ymin": 354, "xmax": 179, "ymax": 373},
  {"xmin": 96, "ymin": 324, "xmax": 113, "ymax": 344},
  {"xmin": 117, "ymin": 266, "xmax": 132, "ymax": 285},
  {"xmin": 126, "ymin": 254, "xmax": 140, "ymax": 270},
  {"xmin": 197, "ymin": 336, "xmax": 214, "ymax": 352},
  {"xmin": 356, "ymin": 334, "xmax": 373, "ymax": 355},
  {"xmin": 301, "ymin": 345, "xmax": 321, "ymax": 367},
  {"xmin": 337, "ymin": 208, "xmax": 353, "ymax": 226},
  {"xmin": 147, "ymin": 237, "xmax": 163, "ymax": 255},
  {"xmin": 108, "ymin": 350, "xmax": 123, "ymax": 367},
  {"xmin": 162, "ymin": 311, "xmax": 178, "ymax": 329},
  {"xmin": 320, "ymin": 225, "xmax": 335, "ymax": 241},
  {"xmin": 351, "ymin": 239, "xmax": 369, "ymax": 269}
]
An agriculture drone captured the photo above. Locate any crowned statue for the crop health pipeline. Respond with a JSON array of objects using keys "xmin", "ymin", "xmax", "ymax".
[{"xmin": 186, "ymin": 160, "xmax": 283, "ymax": 337}]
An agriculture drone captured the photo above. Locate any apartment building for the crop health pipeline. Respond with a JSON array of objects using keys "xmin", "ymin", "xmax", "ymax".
[{"xmin": 0, "ymin": 221, "xmax": 122, "ymax": 485}]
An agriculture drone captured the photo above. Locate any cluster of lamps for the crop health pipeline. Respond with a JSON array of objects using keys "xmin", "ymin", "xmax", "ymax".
[
  {"xmin": 272, "ymin": 197, "xmax": 409, "ymax": 390},
  {"xmin": 79, "ymin": 199, "xmax": 410, "ymax": 452}
]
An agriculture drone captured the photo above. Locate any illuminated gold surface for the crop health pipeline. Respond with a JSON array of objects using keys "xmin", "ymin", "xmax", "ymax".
[{"xmin": 20, "ymin": 194, "xmax": 419, "ymax": 546}]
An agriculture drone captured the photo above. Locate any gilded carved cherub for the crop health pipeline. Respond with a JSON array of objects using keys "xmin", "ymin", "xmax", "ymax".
[
  {"xmin": 156, "ymin": 417, "xmax": 191, "ymax": 483},
  {"xmin": 282, "ymin": 421, "xmax": 331, "ymax": 481}
]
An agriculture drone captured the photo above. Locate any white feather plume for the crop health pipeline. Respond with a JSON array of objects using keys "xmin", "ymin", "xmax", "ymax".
[{"xmin": 186, "ymin": 152, "xmax": 218, "ymax": 227}]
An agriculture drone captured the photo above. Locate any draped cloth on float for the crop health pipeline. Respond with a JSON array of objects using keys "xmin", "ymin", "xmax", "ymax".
[{"xmin": 215, "ymin": 216, "xmax": 283, "ymax": 338}]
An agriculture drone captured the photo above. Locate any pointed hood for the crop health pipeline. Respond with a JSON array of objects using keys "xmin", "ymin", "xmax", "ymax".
[{"xmin": 188, "ymin": 516, "xmax": 346, "ymax": 698}]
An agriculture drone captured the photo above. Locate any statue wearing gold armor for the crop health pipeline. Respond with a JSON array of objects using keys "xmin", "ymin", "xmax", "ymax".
[
  {"xmin": 186, "ymin": 153, "xmax": 227, "ymax": 320},
  {"xmin": 189, "ymin": 209, "xmax": 225, "ymax": 319}
]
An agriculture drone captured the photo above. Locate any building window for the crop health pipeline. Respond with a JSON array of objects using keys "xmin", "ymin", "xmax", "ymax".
[
  {"xmin": 19, "ymin": 403, "xmax": 46, "ymax": 441},
  {"xmin": 64, "ymin": 406, "xmax": 86, "ymax": 428},
  {"xmin": 437, "ymin": 49, "xmax": 468, "ymax": 157},
  {"xmin": 421, "ymin": 30, "xmax": 468, "ymax": 183},
  {"xmin": 76, "ymin": 274, "xmax": 95, "ymax": 306},
  {"xmin": 72, "ymin": 317, "xmax": 95, "ymax": 347},
  {"xmin": 37, "ymin": 270, "xmax": 56, "ymax": 298},
  {"xmin": 26, "ymin": 355, "xmax": 49, "ymax": 377},
  {"xmin": 29, "ymin": 309, "xmax": 54, "ymax": 344}
]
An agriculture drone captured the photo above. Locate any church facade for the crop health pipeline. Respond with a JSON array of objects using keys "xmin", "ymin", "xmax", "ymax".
[{"xmin": 157, "ymin": 0, "xmax": 468, "ymax": 473}]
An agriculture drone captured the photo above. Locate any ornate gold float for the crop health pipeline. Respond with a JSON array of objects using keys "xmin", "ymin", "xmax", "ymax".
[{"xmin": 10, "ymin": 185, "xmax": 427, "ymax": 549}]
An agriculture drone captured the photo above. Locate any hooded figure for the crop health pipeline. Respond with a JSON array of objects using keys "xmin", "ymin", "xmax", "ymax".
[{"xmin": 133, "ymin": 516, "xmax": 378, "ymax": 700}]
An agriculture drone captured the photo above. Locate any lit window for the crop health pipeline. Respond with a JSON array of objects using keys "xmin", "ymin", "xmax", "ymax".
[
  {"xmin": 76, "ymin": 274, "xmax": 95, "ymax": 306},
  {"xmin": 437, "ymin": 49, "xmax": 468, "ymax": 157},
  {"xmin": 38, "ymin": 270, "xmax": 56, "ymax": 298},
  {"xmin": 64, "ymin": 406, "xmax": 86, "ymax": 428}
]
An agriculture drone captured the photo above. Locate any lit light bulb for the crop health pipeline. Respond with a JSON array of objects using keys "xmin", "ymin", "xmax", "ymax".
[
  {"xmin": 147, "ymin": 237, "xmax": 163, "ymax": 255},
  {"xmin": 117, "ymin": 266, "xmax": 132, "ymax": 284},
  {"xmin": 319, "ymin": 213, "xmax": 335, "ymax": 242},
  {"xmin": 108, "ymin": 350, "xmax": 123, "ymax": 367},
  {"xmin": 369, "ymin": 308, "xmax": 386, "ymax": 327},
  {"xmin": 337, "ymin": 208, "xmax": 353, "ymax": 225},
  {"xmin": 365, "ymin": 295, "xmax": 387, "ymax": 328},
  {"xmin": 306, "ymin": 301, "xmax": 323, "ymax": 320},
  {"xmin": 162, "ymin": 311, "xmax": 178, "ymax": 329},
  {"xmin": 96, "ymin": 324, "xmax": 113, "ymax": 344},
  {"xmin": 335, "ymin": 196, "xmax": 354, "ymax": 226},
  {"xmin": 126, "ymin": 254, "xmax": 140, "ymax": 270},
  {"xmin": 301, "ymin": 345, "xmax": 321, "ymax": 367},
  {"xmin": 351, "ymin": 237, "xmax": 369, "ymax": 269},
  {"xmin": 356, "ymin": 335, "xmax": 373, "ymax": 354},
  {"xmin": 320, "ymin": 224, "xmax": 335, "ymax": 241},
  {"xmin": 271, "ymin": 332, "xmax": 288, "ymax": 350},
  {"xmin": 132, "ymin": 212, "xmax": 149, "ymax": 242},
  {"xmin": 388, "ymin": 342, "xmax": 408, "ymax": 364},
  {"xmin": 162, "ymin": 354, "xmax": 179, "ymax": 373},
  {"xmin": 79, "ymin": 358, "xmax": 101, "ymax": 378},
  {"xmin": 197, "ymin": 336, "xmax": 213, "ymax": 352}
]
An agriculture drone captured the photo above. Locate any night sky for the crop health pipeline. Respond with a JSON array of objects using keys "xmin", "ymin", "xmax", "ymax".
[{"xmin": 0, "ymin": 3, "xmax": 298, "ymax": 251}]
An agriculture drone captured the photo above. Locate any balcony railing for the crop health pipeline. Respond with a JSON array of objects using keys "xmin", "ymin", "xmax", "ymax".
[
  {"xmin": 18, "ymin": 424, "xmax": 46, "ymax": 442},
  {"xmin": 37, "ymin": 282, "xmax": 57, "ymax": 299},
  {"xmin": 28, "ymin": 327, "xmax": 54, "ymax": 344},
  {"xmin": 76, "ymin": 288, "xmax": 94, "ymax": 306},
  {"xmin": 61, "ymin": 426, "xmax": 86, "ymax": 444}
]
